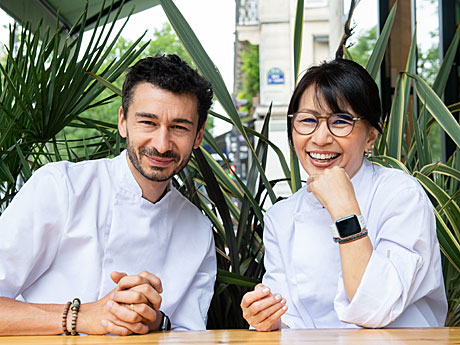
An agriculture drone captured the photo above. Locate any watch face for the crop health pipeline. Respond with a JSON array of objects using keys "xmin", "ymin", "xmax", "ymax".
[{"xmin": 336, "ymin": 215, "xmax": 361, "ymax": 238}]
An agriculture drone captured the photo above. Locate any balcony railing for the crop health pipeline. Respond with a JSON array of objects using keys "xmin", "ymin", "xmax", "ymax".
[{"xmin": 237, "ymin": 0, "xmax": 258, "ymax": 25}]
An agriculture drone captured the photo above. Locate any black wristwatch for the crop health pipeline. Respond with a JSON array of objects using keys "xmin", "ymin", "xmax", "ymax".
[
  {"xmin": 330, "ymin": 214, "xmax": 367, "ymax": 243},
  {"xmin": 159, "ymin": 310, "xmax": 171, "ymax": 331}
]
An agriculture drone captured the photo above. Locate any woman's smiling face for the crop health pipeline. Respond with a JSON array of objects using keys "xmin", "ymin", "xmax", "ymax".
[{"xmin": 292, "ymin": 85, "xmax": 378, "ymax": 178}]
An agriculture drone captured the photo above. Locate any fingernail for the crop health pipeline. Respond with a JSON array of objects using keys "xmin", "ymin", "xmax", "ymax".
[
  {"xmin": 262, "ymin": 288, "xmax": 270, "ymax": 293},
  {"xmin": 275, "ymin": 294, "xmax": 281, "ymax": 300},
  {"xmin": 281, "ymin": 298, "xmax": 286, "ymax": 304},
  {"xmin": 101, "ymin": 320, "xmax": 107, "ymax": 326},
  {"xmin": 282, "ymin": 306, "xmax": 288, "ymax": 311},
  {"xmin": 107, "ymin": 301, "xmax": 113, "ymax": 308},
  {"xmin": 110, "ymin": 293, "xmax": 115, "ymax": 300}
]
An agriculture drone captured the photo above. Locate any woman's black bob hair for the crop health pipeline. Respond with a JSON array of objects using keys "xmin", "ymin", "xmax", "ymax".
[{"xmin": 287, "ymin": 59, "xmax": 383, "ymax": 145}]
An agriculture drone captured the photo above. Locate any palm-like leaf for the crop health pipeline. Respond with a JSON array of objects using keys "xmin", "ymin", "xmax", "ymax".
[
  {"xmin": 366, "ymin": 2, "xmax": 397, "ymax": 79},
  {"xmin": 385, "ymin": 29, "xmax": 417, "ymax": 160},
  {"xmin": 0, "ymin": 2, "xmax": 148, "ymax": 210}
]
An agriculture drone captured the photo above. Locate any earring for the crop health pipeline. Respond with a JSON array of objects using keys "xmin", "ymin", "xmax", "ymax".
[{"xmin": 364, "ymin": 150, "xmax": 372, "ymax": 158}]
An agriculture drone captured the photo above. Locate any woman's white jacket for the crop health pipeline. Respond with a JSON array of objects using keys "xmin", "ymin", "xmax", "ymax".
[{"xmin": 262, "ymin": 159, "xmax": 447, "ymax": 328}]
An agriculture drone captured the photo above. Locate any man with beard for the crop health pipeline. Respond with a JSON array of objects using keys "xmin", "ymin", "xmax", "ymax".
[{"xmin": 0, "ymin": 54, "xmax": 216, "ymax": 335}]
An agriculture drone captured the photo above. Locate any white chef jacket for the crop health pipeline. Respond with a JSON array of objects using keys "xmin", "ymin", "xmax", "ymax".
[
  {"xmin": 262, "ymin": 158, "xmax": 447, "ymax": 329},
  {"xmin": 0, "ymin": 151, "xmax": 216, "ymax": 330}
]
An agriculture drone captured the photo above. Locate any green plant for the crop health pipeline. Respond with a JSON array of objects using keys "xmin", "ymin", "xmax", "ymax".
[
  {"xmin": 368, "ymin": 10, "xmax": 460, "ymax": 324},
  {"xmin": 237, "ymin": 43, "xmax": 259, "ymax": 114},
  {"xmin": 0, "ymin": 1, "xmax": 148, "ymax": 211}
]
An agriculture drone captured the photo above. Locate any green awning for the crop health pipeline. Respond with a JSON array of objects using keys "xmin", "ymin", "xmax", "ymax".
[{"xmin": 0, "ymin": 0, "xmax": 160, "ymax": 31}]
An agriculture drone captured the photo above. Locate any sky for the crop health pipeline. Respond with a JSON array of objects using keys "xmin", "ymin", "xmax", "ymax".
[{"xmin": 345, "ymin": 0, "xmax": 377, "ymax": 35}]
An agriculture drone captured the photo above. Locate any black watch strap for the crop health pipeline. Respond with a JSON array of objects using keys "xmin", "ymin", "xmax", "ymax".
[{"xmin": 159, "ymin": 310, "xmax": 171, "ymax": 331}]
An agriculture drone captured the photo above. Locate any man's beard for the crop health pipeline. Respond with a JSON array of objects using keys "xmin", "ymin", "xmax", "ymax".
[{"xmin": 126, "ymin": 135, "xmax": 192, "ymax": 182}]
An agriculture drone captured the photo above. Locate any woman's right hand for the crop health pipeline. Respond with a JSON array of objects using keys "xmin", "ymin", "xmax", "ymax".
[{"xmin": 240, "ymin": 284, "xmax": 288, "ymax": 331}]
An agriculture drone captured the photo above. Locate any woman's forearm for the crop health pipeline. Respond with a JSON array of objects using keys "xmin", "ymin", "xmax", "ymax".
[{"xmin": 338, "ymin": 236, "xmax": 373, "ymax": 301}]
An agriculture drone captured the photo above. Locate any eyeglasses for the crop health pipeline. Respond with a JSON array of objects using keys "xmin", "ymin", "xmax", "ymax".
[{"xmin": 288, "ymin": 112, "xmax": 363, "ymax": 137}]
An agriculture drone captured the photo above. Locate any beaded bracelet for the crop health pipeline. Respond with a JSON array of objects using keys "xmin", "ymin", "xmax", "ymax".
[
  {"xmin": 62, "ymin": 301, "xmax": 71, "ymax": 335},
  {"xmin": 334, "ymin": 229, "xmax": 369, "ymax": 244},
  {"xmin": 70, "ymin": 298, "xmax": 81, "ymax": 336}
]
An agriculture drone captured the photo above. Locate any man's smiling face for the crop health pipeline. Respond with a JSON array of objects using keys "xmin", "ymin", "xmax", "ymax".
[{"xmin": 118, "ymin": 82, "xmax": 204, "ymax": 183}]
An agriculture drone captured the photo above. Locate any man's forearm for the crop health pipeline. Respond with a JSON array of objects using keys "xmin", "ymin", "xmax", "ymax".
[
  {"xmin": 0, "ymin": 272, "xmax": 162, "ymax": 336},
  {"xmin": 0, "ymin": 297, "xmax": 64, "ymax": 335}
]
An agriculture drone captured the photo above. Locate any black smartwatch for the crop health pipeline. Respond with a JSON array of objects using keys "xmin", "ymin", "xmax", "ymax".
[
  {"xmin": 159, "ymin": 310, "xmax": 171, "ymax": 331},
  {"xmin": 330, "ymin": 214, "xmax": 367, "ymax": 243}
]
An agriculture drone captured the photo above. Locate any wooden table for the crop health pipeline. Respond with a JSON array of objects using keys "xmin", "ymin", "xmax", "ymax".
[{"xmin": 1, "ymin": 328, "xmax": 459, "ymax": 344}]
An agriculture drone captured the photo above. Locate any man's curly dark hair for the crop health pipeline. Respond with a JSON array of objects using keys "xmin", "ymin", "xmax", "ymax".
[{"xmin": 122, "ymin": 54, "xmax": 213, "ymax": 130}]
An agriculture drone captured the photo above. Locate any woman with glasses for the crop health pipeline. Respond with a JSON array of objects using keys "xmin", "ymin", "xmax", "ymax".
[{"xmin": 240, "ymin": 59, "xmax": 447, "ymax": 330}]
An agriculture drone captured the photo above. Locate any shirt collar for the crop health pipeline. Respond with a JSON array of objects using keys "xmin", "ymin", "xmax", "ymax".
[
  {"xmin": 350, "ymin": 157, "xmax": 372, "ymax": 192},
  {"xmin": 113, "ymin": 150, "xmax": 172, "ymax": 202}
]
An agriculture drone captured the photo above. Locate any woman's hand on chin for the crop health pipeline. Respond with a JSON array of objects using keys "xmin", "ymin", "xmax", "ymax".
[
  {"xmin": 240, "ymin": 284, "xmax": 287, "ymax": 331},
  {"xmin": 306, "ymin": 166, "xmax": 361, "ymax": 221}
]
